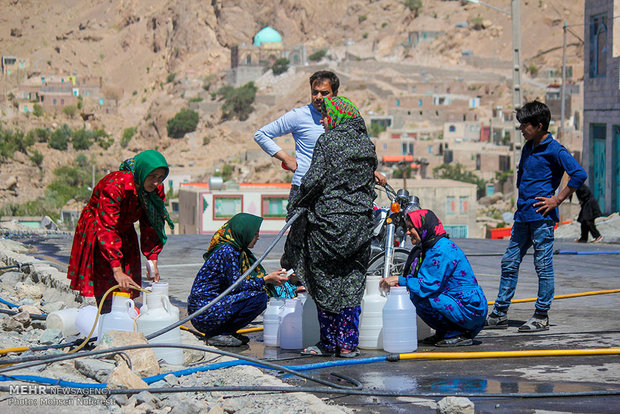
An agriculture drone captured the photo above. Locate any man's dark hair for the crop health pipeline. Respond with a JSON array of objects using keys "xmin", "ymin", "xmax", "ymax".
[
  {"xmin": 516, "ymin": 100, "xmax": 551, "ymax": 131},
  {"xmin": 309, "ymin": 71, "xmax": 339, "ymax": 94}
]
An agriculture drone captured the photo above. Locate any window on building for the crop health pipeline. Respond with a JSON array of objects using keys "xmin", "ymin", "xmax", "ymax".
[
  {"xmin": 401, "ymin": 143, "xmax": 408, "ymax": 155},
  {"xmin": 214, "ymin": 196, "xmax": 242, "ymax": 219},
  {"xmin": 262, "ymin": 196, "xmax": 288, "ymax": 218},
  {"xmin": 418, "ymin": 99, "xmax": 422, "ymax": 107},
  {"xmin": 383, "ymin": 143, "xmax": 388, "ymax": 150},
  {"xmin": 53, "ymin": 99, "xmax": 57, "ymax": 105},
  {"xmin": 444, "ymin": 225, "xmax": 468, "ymax": 238},
  {"xmin": 449, "ymin": 125, "xmax": 456, "ymax": 132},
  {"xmin": 428, "ymin": 145, "xmax": 433, "ymax": 154},
  {"xmin": 446, "ymin": 196, "xmax": 456, "ymax": 216},
  {"xmin": 459, "ymin": 196, "xmax": 469, "ymax": 215},
  {"xmin": 589, "ymin": 13, "xmax": 607, "ymax": 78}
]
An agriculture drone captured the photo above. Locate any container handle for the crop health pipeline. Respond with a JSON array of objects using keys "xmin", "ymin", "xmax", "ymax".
[{"xmin": 127, "ymin": 299, "xmax": 138, "ymax": 319}]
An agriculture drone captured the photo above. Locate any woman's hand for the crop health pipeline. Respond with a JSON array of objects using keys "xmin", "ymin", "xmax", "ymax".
[
  {"xmin": 147, "ymin": 259, "xmax": 160, "ymax": 283},
  {"xmin": 379, "ymin": 275, "xmax": 399, "ymax": 291},
  {"xmin": 264, "ymin": 269, "xmax": 290, "ymax": 287},
  {"xmin": 112, "ymin": 266, "xmax": 141, "ymax": 291}
]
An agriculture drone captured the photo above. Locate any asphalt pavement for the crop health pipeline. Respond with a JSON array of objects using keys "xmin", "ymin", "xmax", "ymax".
[{"xmin": 15, "ymin": 233, "xmax": 620, "ymax": 412}]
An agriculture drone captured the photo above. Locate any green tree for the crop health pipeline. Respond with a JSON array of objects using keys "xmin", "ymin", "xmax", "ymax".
[
  {"xmin": 63, "ymin": 105, "xmax": 77, "ymax": 118},
  {"xmin": 166, "ymin": 108, "xmax": 199, "ymax": 138},
  {"xmin": 308, "ymin": 49, "xmax": 327, "ymax": 62},
  {"xmin": 433, "ymin": 163, "xmax": 487, "ymax": 199},
  {"xmin": 49, "ymin": 125, "xmax": 72, "ymax": 150},
  {"xmin": 271, "ymin": 58, "xmax": 289, "ymax": 75},
  {"xmin": 403, "ymin": 0, "xmax": 422, "ymax": 17},
  {"xmin": 219, "ymin": 82, "xmax": 257, "ymax": 121},
  {"xmin": 166, "ymin": 73, "xmax": 176, "ymax": 83},
  {"xmin": 369, "ymin": 123, "xmax": 386, "ymax": 137},
  {"xmin": 33, "ymin": 104, "xmax": 44, "ymax": 117},
  {"xmin": 72, "ymin": 129, "xmax": 93, "ymax": 150},
  {"xmin": 121, "ymin": 127, "xmax": 137, "ymax": 148},
  {"xmin": 30, "ymin": 150, "xmax": 44, "ymax": 168},
  {"xmin": 34, "ymin": 128, "xmax": 51, "ymax": 142}
]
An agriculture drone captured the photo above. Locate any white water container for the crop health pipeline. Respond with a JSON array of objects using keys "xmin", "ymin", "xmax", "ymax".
[
  {"xmin": 75, "ymin": 306, "xmax": 100, "ymax": 339},
  {"xmin": 382, "ymin": 286, "xmax": 417, "ymax": 353},
  {"xmin": 137, "ymin": 283, "xmax": 183, "ymax": 365},
  {"xmin": 300, "ymin": 293, "xmax": 320, "ymax": 348},
  {"xmin": 358, "ymin": 276, "xmax": 387, "ymax": 349},
  {"xmin": 98, "ymin": 292, "xmax": 138, "ymax": 343},
  {"xmin": 263, "ymin": 298, "xmax": 285, "ymax": 347},
  {"xmin": 46, "ymin": 308, "xmax": 80, "ymax": 336},
  {"xmin": 279, "ymin": 298, "xmax": 303, "ymax": 350}
]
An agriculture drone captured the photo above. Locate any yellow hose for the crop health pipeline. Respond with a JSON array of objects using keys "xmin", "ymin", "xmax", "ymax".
[
  {"xmin": 488, "ymin": 288, "xmax": 620, "ymax": 306},
  {"xmin": 0, "ymin": 347, "xmax": 29, "ymax": 356},
  {"xmin": 69, "ymin": 284, "xmax": 149, "ymax": 354},
  {"xmin": 237, "ymin": 327, "xmax": 264, "ymax": 334},
  {"xmin": 399, "ymin": 348, "xmax": 620, "ymax": 360}
]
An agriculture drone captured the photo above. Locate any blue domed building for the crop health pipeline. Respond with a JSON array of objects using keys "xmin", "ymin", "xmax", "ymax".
[{"xmin": 228, "ymin": 26, "xmax": 307, "ymax": 86}]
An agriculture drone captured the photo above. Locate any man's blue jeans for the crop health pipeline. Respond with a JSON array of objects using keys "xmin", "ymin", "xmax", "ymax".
[{"xmin": 493, "ymin": 220, "xmax": 555, "ymax": 316}]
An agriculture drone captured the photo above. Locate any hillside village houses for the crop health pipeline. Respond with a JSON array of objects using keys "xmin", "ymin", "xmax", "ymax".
[{"xmin": 3, "ymin": 20, "xmax": 590, "ymax": 236}]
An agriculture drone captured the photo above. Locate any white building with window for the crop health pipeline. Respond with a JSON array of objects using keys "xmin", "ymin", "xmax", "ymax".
[
  {"xmin": 178, "ymin": 182, "xmax": 292, "ymax": 234},
  {"xmin": 583, "ymin": 0, "xmax": 620, "ymax": 214}
]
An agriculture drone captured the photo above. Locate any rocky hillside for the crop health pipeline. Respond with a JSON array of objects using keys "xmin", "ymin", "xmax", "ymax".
[{"xmin": 0, "ymin": 0, "xmax": 584, "ymax": 206}]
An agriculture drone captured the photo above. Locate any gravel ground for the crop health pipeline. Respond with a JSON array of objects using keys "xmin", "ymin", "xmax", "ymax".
[{"xmin": 0, "ymin": 235, "xmax": 351, "ymax": 414}]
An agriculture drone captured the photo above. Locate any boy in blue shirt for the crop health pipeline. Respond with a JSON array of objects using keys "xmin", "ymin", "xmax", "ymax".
[{"xmin": 486, "ymin": 101, "xmax": 587, "ymax": 332}]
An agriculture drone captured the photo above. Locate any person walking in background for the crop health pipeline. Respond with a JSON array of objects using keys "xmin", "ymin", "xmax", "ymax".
[
  {"xmin": 67, "ymin": 150, "xmax": 174, "ymax": 313},
  {"xmin": 486, "ymin": 101, "xmax": 587, "ymax": 333},
  {"xmin": 574, "ymin": 184, "xmax": 603, "ymax": 243},
  {"xmin": 283, "ymin": 96, "xmax": 377, "ymax": 358},
  {"xmin": 187, "ymin": 213, "xmax": 290, "ymax": 347},
  {"xmin": 380, "ymin": 209, "xmax": 487, "ymax": 347}
]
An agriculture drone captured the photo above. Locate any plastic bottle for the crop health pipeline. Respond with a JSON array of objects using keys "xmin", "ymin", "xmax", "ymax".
[
  {"xmin": 137, "ymin": 282, "xmax": 183, "ymax": 365},
  {"xmin": 46, "ymin": 308, "xmax": 80, "ymax": 336},
  {"xmin": 263, "ymin": 298, "xmax": 285, "ymax": 347},
  {"xmin": 75, "ymin": 305, "xmax": 100, "ymax": 338},
  {"xmin": 279, "ymin": 298, "xmax": 303, "ymax": 350},
  {"xmin": 382, "ymin": 286, "xmax": 417, "ymax": 353},
  {"xmin": 299, "ymin": 293, "xmax": 320, "ymax": 348},
  {"xmin": 358, "ymin": 276, "xmax": 387, "ymax": 349},
  {"xmin": 97, "ymin": 292, "xmax": 138, "ymax": 343}
]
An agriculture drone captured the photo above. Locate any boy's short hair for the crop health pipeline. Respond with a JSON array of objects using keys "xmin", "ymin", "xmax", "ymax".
[
  {"xmin": 309, "ymin": 71, "xmax": 339, "ymax": 94},
  {"xmin": 516, "ymin": 100, "xmax": 551, "ymax": 131}
]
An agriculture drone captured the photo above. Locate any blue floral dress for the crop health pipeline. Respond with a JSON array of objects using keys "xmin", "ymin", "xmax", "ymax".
[
  {"xmin": 188, "ymin": 244, "xmax": 268, "ymax": 336},
  {"xmin": 398, "ymin": 237, "xmax": 488, "ymax": 338}
]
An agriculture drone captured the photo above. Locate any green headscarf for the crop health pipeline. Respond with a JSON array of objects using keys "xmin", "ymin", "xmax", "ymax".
[
  {"xmin": 119, "ymin": 150, "xmax": 174, "ymax": 244},
  {"xmin": 203, "ymin": 213, "xmax": 267, "ymax": 280},
  {"xmin": 323, "ymin": 96, "xmax": 361, "ymax": 130}
]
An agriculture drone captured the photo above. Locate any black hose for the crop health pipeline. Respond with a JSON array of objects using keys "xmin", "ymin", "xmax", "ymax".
[
  {"xmin": 0, "ymin": 342, "xmax": 361, "ymax": 390},
  {"xmin": 0, "ymin": 308, "xmax": 46, "ymax": 320},
  {"xmin": 144, "ymin": 211, "xmax": 302, "ymax": 341}
]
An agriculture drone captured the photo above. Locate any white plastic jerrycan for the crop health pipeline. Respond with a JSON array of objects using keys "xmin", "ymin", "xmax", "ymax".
[
  {"xmin": 98, "ymin": 292, "xmax": 138, "ymax": 343},
  {"xmin": 382, "ymin": 286, "xmax": 417, "ymax": 353},
  {"xmin": 46, "ymin": 308, "xmax": 80, "ymax": 336},
  {"xmin": 137, "ymin": 282, "xmax": 183, "ymax": 365},
  {"xmin": 279, "ymin": 298, "xmax": 303, "ymax": 350},
  {"xmin": 263, "ymin": 298, "xmax": 285, "ymax": 347},
  {"xmin": 299, "ymin": 293, "xmax": 320, "ymax": 348},
  {"xmin": 358, "ymin": 276, "xmax": 388, "ymax": 349},
  {"xmin": 75, "ymin": 305, "xmax": 100, "ymax": 339}
]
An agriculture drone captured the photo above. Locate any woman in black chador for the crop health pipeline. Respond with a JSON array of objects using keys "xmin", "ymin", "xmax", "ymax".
[{"xmin": 574, "ymin": 184, "xmax": 603, "ymax": 243}]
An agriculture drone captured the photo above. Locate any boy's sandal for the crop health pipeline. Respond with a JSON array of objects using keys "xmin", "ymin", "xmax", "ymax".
[
  {"xmin": 337, "ymin": 349, "xmax": 361, "ymax": 358},
  {"xmin": 301, "ymin": 343, "xmax": 335, "ymax": 357},
  {"xmin": 518, "ymin": 316, "xmax": 549, "ymax": 332}
]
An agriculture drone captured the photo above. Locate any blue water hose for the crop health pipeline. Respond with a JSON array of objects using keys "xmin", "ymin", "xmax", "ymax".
[
  {"xmin": 0, "ymin": 355, "xmax": 387, "ymax": 388},
  {"xmin": 0, "ymin": 297, "xmax": 19, "ymax": 309}
]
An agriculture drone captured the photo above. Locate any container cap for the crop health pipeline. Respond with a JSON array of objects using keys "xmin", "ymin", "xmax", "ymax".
[{"xmin": 113, "ymin": 292, "xmax": 131, "ymax": 297}]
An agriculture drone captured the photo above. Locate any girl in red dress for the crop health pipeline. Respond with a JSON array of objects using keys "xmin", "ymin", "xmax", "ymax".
[{"xmin": 67, "ymin": 150, "xmax": 174, "ymax": 312}]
